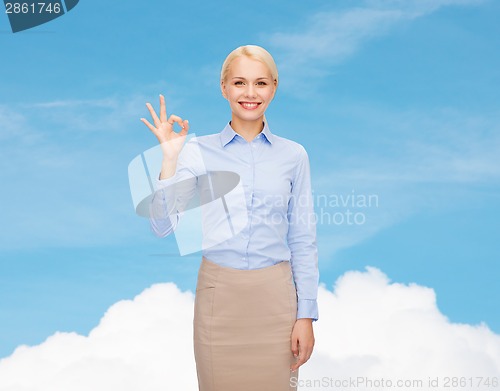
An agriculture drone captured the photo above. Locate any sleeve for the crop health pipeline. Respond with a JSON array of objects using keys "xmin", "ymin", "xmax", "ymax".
[
  {"xmin": 149, "ymin": 139, "xmax": 199, "ymax": 238},
  {"xmin": 286, "ymin": 146, "xmax": 319, "ymax": 322}
]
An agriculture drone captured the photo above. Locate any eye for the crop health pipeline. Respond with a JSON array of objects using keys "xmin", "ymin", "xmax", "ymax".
[
  {"xmin": 234, "ymin": 81, "xmax": 244, "ymax": 86},
  {"xmin": 257, "ymin": 81, "xmax": 268, "ymax": 86}
]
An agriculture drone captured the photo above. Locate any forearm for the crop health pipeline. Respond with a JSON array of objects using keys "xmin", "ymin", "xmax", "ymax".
[
  {"xmin": 149, "ymin": 185, "xmax": 177, "ymax": 237},
  {"xmin": 150, "ymin": 157, "xmax": 180, "ymax": 237},
  {"xmin": 160, "ymin": 156, "xmax": 178, "ymax": 180},
  {"xmin": 291, "ymin": 255, "xmax": 319, "ymax": 322}
]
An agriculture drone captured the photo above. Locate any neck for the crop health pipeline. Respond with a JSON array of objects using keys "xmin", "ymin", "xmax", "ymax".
[{"xmin": 230, "ymin": 116, "xmax": 264, "ymax": 142}]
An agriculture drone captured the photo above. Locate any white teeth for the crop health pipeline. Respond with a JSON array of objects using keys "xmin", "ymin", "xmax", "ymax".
[{"xmin": 241, "ymin": 102, "xmax": 259, "ymax": 109}]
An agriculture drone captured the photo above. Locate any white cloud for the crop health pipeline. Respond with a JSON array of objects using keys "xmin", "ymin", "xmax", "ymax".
[
  {"xmin": 311, "ymin": 104, "xmax": 500, "ymax": 257},
  {"xmin": 0, "ymin": 105, "xmax": 44, "ymax": 144},
  {"xmin": 25, "ymin": 98, "xmax": 120, "ymax": 109},
  {"xmin": 19, "ymin": 94, "xmax": 148, "ymax": 133},
  {"xmin": 0, "ymin": 283, "xmax": 198, "ymax": 391},
  {"xmin": 0, "ymin": 92, "xmax": 177, "ymax": 250},
  {"xmin": 365, "ymin": 0, "xmax": 485, "ymax": 15},
  {"xmin": 1, "ymin": 267, "xmax": 498, "ymax": 390},
  {"xmin": 265, "ymin": 0, "xmax": 484, "ymax": 95}
]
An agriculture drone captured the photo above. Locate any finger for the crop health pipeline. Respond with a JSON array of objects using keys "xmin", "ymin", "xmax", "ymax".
[
  {"xmin": 290, "ymin": 337, "xmax": 299, "ymax": 371},
  {"xmin": 146, "ymin": 102, "xmax": 161, "ymax": 127},
  {"xmin": 179, "ymin": 119, "xmax": 189, "ymax": 136},
  {"xmin": 291, "ymin": 355, "xmax": 306, "ymax": 372},
  {"xmin": 167, "ymin": 114, "xmax": 183, "ymax": 125},
  {"xmin": 167, "ymin": 114, "xmax": 187, "ymax": 132},
  {"xmin": 291, "ymin": 346, "xmax": 305, "ymax": 372},
  {"xmin": 291, "ymin": 346, "xmax": 313, "ymax": 372},
  {"xmin": 159, "ymin": 94, "xmax": 167, "ymax": 123},
  {"xmin": 291, "ymin": 337, "xmax": 299, "ymax": 359},
  {"xmin": 140, "ymin": 117, "xmax": 157, "ymax": 133}
]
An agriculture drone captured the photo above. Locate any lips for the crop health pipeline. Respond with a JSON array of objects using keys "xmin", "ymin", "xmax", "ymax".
[{"xmin": 239, "ymin": 102, "xmax": 261, "ymax": 110}]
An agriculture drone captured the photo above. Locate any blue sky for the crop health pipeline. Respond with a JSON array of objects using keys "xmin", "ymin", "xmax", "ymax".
[{"xmin": 0, "ymin": 0, "xmax": 499, "ymax": 360}]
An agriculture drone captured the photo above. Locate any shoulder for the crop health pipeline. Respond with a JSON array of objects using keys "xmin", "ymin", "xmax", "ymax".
[
  {"xmin": 181, "ymin": 132, "xmax": 220, "ymax": 152},
  {"xmin": 185, "ymin": 132, "xmax": 219, "ymax": 145},
  {"xmin": 177, "ymin": 133, "xmax": 217, "ymax": 160},
  {"xmin": 176, "ymin": 133, "xmax": 220, "ymax": 172},
  {"xmin": 272, "ymin": 133, "xmax": 309, "ymax": 160}
]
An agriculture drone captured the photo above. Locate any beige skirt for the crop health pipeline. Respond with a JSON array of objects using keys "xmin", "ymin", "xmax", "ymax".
[{"xmin": 193, "ymin": 256, "xmax": 299, "ymax": 391}]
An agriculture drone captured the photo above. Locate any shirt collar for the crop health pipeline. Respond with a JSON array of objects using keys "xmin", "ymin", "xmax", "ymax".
[{"xmin": 220, "ymin": 121, "xmax": 274, "ymax": 147}]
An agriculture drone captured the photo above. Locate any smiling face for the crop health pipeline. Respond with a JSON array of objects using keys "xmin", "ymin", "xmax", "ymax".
[{"xmin": 221, "ymin": 55, "xmax": 277, "ymax": 128}]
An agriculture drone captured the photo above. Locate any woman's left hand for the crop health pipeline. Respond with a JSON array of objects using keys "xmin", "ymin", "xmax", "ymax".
[{"xmin": 290, "ymin": 318, "xmax": 315, "ymax": 372}]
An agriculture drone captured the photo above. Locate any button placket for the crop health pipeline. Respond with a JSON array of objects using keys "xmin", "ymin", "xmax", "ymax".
[{"xmin": 244, "ymin": 140, "xmax": 257, "ymax": 268}]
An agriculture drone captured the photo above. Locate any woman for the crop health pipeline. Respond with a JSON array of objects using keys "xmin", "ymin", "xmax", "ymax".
[{"xmin": 141, "ymin": 45, "xmax": 319, "ymax": 391}]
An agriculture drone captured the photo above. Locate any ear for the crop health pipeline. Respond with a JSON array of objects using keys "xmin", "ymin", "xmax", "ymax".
[
  {"xmin": 271, "ymin": 80, "xmax": 277, "ymax": 99},
  {"xmin": 220, "ymin": 80, "xmax": 228, "ymax": 100}
]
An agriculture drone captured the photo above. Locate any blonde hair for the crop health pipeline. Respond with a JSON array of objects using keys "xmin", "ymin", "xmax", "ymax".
[{"xmin": 220, "ymin": 45, "xmax": 278, "ymax": 125}]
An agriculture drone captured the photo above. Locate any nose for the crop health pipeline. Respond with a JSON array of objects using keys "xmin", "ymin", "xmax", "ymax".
[{"xmin": 244, "ymin": 84, "xmax": 257, "ymax": 98}]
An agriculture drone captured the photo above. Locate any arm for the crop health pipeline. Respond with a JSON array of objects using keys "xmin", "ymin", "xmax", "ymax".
[
  {"xmin": 141, "ymin": 93, "xmax": 197, "ymax": 237},
  {"xmin": 149, "ymin": 140, "xmax": 198, "ymax": 237},
  {"xmin": 287, "ymin": 146, "xmax": 319, "ymax": 322}
]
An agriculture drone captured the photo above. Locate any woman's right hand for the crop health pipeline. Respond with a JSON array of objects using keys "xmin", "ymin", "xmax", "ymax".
[{"xmin": 140, "ymin": 94, "xmax": 189, "ymax": 161}]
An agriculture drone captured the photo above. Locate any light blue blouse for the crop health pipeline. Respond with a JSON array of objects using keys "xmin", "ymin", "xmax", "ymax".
[{"xmin": 149, "ymin": 121, "xmax": 319, "ymax": 322}]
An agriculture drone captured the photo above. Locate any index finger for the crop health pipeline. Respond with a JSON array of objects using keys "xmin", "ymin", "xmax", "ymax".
[{"xmin": 159, "ymin": 94, "xmax": 167, "ymax": 123}]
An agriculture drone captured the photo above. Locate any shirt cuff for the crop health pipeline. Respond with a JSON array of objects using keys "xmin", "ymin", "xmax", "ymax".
[
  {"xmin": 297, "ymin": 299, "xmax": 318, "ymax": 322},
  {"xmin": 150, "ymin": 172, "xmax": 179, "ymax": 220},
  {"xmin": 155, "ymin": 171, "xmax": 179, "ymax": 190}
]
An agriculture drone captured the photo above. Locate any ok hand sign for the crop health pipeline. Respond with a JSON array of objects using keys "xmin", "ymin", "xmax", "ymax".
[{"xmin": 140, "ymin": 94, "xmax": 190, "ymax": 160}]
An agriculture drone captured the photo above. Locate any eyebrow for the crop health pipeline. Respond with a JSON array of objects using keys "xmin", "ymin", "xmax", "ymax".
[{"xmin": 231, "ymin": 77, "xmax": 270, "ymax": 80}]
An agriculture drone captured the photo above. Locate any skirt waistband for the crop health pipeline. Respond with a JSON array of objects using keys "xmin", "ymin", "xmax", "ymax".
[{"xmin": 200, "ymin": 256, "xmax": 291, "ymax": 279}]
